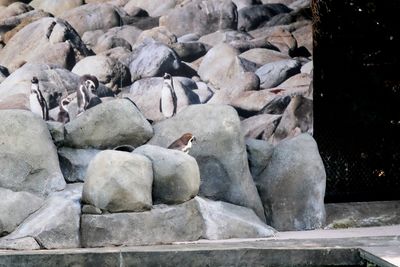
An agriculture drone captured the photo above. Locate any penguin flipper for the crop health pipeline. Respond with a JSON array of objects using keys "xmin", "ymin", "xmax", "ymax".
[{"xmin": 159, "ymin": 97, "xmax": 162, "ymax": 113}]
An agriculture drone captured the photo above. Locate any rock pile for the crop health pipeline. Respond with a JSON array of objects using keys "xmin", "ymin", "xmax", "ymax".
[{"xmin": 0, "ymin": 0, "xmax": 324, "ymax": 249}]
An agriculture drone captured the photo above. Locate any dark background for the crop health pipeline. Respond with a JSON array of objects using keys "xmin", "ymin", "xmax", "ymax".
[{"xmin": 312, "ymin": 0, "xmax": 400, "ymax": 202}]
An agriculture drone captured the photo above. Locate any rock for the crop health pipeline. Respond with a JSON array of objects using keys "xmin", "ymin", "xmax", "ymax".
[
  {"xmin": 0, "ymin": 65, "xmax": 8, "ymax": 83},
  {"xmin": 274, "ymin": 72, "xmax": 312, "ymax": 98},
  {"xmin": 99, "ymin": 46, "xmax": 132, "ymax": 62},
  {"xmin": 0, "ymin": 17, "xmax": 93, "ymax": 72},
  {"xmin": 149, "ymin": 104, "xmax": 266, "ymax": 221},
  {"xmin": 71, "ymin": 55, "xmax": 131, "ymax": 91},
  {"xmin": 289, "ymin": 0, "xmax": 310, "ymax": 11},
  {"xmin": 81, "ymin": 29, "xmax": 105, "ymax": 49},
  {"xmin": 94, "ymin": 36, "xmax": 132, "ymax": 53},
  {"xmin": 61, "ymin": 3, "xmax": 122, "ymax": 36},
  {"xmin": 29, "ymin": 0, "xmax": 84, "ymax": 17},
  {"xmin": 58, "ymin": 147, "xmax": 101, "ymax": 183},
  {"xmin": 134, "ymin": 145, "xmax": 200, "ymax": 204},
  {"xmin": 159, "ymin": 0, "xmax": 238, "ymax": 37},
  {"xmin": 199, "ymin": 30, "xmax": 252, "ymax": 47},
  {"xmin": 0, "ymin": 63, "xmax": 83, "ymax": 110},
  {"xmin": 232, "ymin": 0, "xmax": 262, "ymax": 10},
  {"xmin": 124, "ymin": 0, "xmax": 176, "ymax": 17},
  {"xmin": 124, "ymin": 76, "xmax": 200, "ymax": 122},
  {"xmin": 238, "ymin": 4, "xmax": 292, "ymax": 31},
  {"xmin": 64, "ymin": 99, "xmax": 153, "ymax": 149},
  {"xmin": 256, "ymin": 134, "xmax": 326, "ymax": 230},
  {"xmin": 265, "ymin": 27, "xmax": 297, "ymax": 54},
  {"xmin": 230, "ymin": 89, "xmax": 288, "ymax": 114},
  {"xmin": 46, "ymin": 121, "xmax": 65, "ymax": 146},
  {"xmin": 301, "ymin": 60, "xmax": 313, "ymax": 74},
  {"xmin": 122, "ymin": 41, "xmax": 181, "ymax": 82},
  {"xmin": 198, "ymin": 44, "xmax": 259, "ymax": 100},
  {"xmin": 245, "ymin": 138, "xmax": 274, "ymax": 178},
  {"xmin": 95, "ymin": 25, "xmax": 142, "ymax": 48},
  {"xmin": 0, "ymin": 2, "xmax": 32, "ymax": 20},
  {"xmin": 0, "ymin": 188, "xmax": 44, "ymax": 236},
  {"xmin": 170, "ymin": 42, "xmax": 207, "ymax": 62},
  {"xmin": 241, "ymin": 114, "xmax": 282, "ymax": 140},
  {"xmin": 0, "ymin": 0, "xmax": 29, "ymax": 6},
  {"xmin": 0, "ymin": 110, "xmax": 66, "ymax": 196},
  {"xmin": 82, "ymin": 151, "xmax": 153, "ymax": 212},
  {"xmin": 0, "ymin": 237, "xmax": 40, "ymax": 250},
  {"xmin": 261, "ymin": 0, "xmax": 297, "ymax": 5},
  {"xmin": 82, "ymin": 204, "xmax": 102, "ymax": 215},
  {"xmin": 271, "ymin": 95, "xmax": 313, "ymax": 144},
  {"xmin": 136, "ymin": 26, "xmax": 177, "ymax": 45},
  {"xmin": 177, "ymin": 33, "xmax": 200, "ymax": 43},
  {"xmin": 1, "ymin": 184, "xmax": 82, "ymax": 249},
  {"xmin": 255, "ymin": 59, "xmax": 301, "ymax": 89},
  {"xmin": 239, "ymin": 48, "xmax": 290, "ymax": 67},
  {"xmin": 193, "ymin": 81, "xmax": 214, "ymax": 103},
  {"xmin": 81, "ymin": 196, "xmax": 274, "ymax": 247},
  {"xmin": 292, "ymin": 23, "xmax": 312, "ymax": 55}
]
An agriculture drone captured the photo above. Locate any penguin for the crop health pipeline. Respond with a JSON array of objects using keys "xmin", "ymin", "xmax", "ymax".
[
  {"xmin": 30, "ymin": 76, "xmax": 49, "ymax": 120},
  {"xmin": 168, "ymin": 133, "xmax": 196, "ymax": 154},
  {"xmin": 57, "ymin": 96, "xmax": 71, "ymax": 123},
  {"xmin": 159, "ymin": 73, "xmax": 177, "ymax": 118},
  {"xmin": 77, "ymin": 74, "xmax": 102, "ymax": 115}
]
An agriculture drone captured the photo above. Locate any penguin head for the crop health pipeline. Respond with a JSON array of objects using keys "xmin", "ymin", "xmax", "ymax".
[
  {"xmin": 181, "ymin": 133, "xmax": 195, "ymax": 145},
  {"xmin": 31, "ymin": 76, "xmax": 39, "ymax": 93},
  {"xmin": 163, "ymin": 73, "xmax": 172, "ymax": 80},
  {"xmin": 61, "ymin": 96, "xmax": 72, "ymax": 106},
  {"xmin": 31, "ymin": 77, "xmax": 39, "ymax": 84}
]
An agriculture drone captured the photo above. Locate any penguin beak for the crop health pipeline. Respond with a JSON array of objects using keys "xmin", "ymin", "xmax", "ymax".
[{"xmin": 192, "ymin": 136, "xmax": 196, "ymax": 142}]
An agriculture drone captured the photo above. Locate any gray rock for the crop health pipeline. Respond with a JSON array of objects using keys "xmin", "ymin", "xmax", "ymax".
[
  {"xmin": 289, "ymin": 0, "xmax": 310, "ymax": 11},
  {"xmin": 29, "ymin": 0, "xmax": 84, "ymax": 17},
  {"xmin": 46, "ymin": 121, "xmax": 65, "ymax": 146},
  {"xmin": 159, "ymin": 0, "xmax": 238, "ymax": 37},
  {"xmin": 2, "ymin": 184, "xmax": 82, "ymax": 249},
  {"xmin": 123, "ymin": 0, "xmax": 176, "ymax": 17},
  {"xmin": 136, "ymin": 26, "xmax": 177, "ymax": 46},
  {"xmin": 124, "ymin": 76, "xmax": 200, "ymax": 122},
  {"xmin": 82, "ymin": 151, "xmax": 153, "ymax": 212},
  {"xmin": 246, "ymin": 138, "xmax": 274, "ymax": 178},
  {"xmin": 255, "ymin": 59, "xmax": 301, "ymax": 89},
  {"xmin": 0, "ymin": 65, "xmax": 9, "ymax": 84},
  {"xmin": 271, "ymin": 95, "xmax": 313, "ymax": 144},
  {"xmin": 256, "ymin": 134, "xmax": 326, "ymax": 230},
  {"xmin": 238, "ymin": 4, "xmax": 292, "ymax": 31},
  {"xmin": 301, "ymin": 60, "xmax": 313, "ymax": 74},
  {"xmin": 273, "ymin": 72, "xmax": 312, "ymax": 98},
  {"xmin": 123, "ymin": 41, "xmax": 181, "ymax": 82},
  {"xmin": 199, "ymin": 30, "xmax": 252, "ymax": 47},
  {"xmin": 81, "ymin": 29, "xmax": 105, "ymax": 49},
  {"xmin": 134, "ymin": 145, "xmax": 200, "ymax": 204},
  {"xmin": 292, "ymin": 23, "xmax": 312, "ymax": 55},
  {"xmin": 241, "ymin": 114, "xmax": 282, "ymax": 140},
  {"xmin": 58, "ymin": 147, "xmax": 101, "ymax": 183},
  {"xmin": 0, "ymin": 236, "xmax": 40, "ymax": 250},
  {"xmin": 170, "ymin": 42, "xmax": 207, "ymax": 62},
  {"xmin": 81, "ymin": 196, "xmax": 274, "ymax": 247},
  {"xmin": 232, "ymin": 0, "xmax": 261, "ymax": 10},
  {"xmin": 198, "ymin": 44, "xmax": 259, "ymax": 101},
  {"xmin": 0, "ymin": 17, "xmax": 93, "ymax": 72},
  {"xmin": 71, "ymin": 55, "xmax": 131, "ymax": 91},
  {"xmin": 239, "ymin": 48, "xmax": 290, "ymax": 67},
  {"xmin": 94, "ymin": 36, "xmax": 132, "ymax": 53},
  {"xmin": 0, "ymin": 188, "xmax": 44, "ymax": 236},
  {"xmin": 149, "ymin": 104, "xmax": 266, "ymax": 221},
  {"xmin": 265, "ymin": 27, "xmax": 297, "ymax": 54},
  {"xmin": 95, "ymin": 25, "xmax": 142, "ymax": 48},
  {"xmin": 61, "ymin": 3, "xmax": 122, "ymax": 36},
  {"xmin": 0, "ymin": 110, "xmax": 66, "ymax": 196},
  {"xmin": 0, "ymin": 2, "xmax": 32, "ymax": 20},
  {"xmin": 64, "ymin": 98, "xmax": 153, "ymax": 149},
  {"xmin": 230, "ymin": 89, "xmax": 286, "ymax": 113},
  {"xmin": 193, "ymin": 81, "xmax": 214, "ymax": 104}
]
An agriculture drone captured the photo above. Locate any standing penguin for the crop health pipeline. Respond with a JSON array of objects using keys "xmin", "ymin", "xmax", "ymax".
[
  {"xmin": 159, "ymin": 73, "xmax": 177, "ymax": 118},
  {"xmin": 30, "ymin": 76, "xmax": 49, "ymax": 120},
  {"xmin": 76, "ymin": 74, "xmax": 102, "ymax": 115},
  {"xmin": 57, "ymin": 96, "xmax": 71, "ymax": 123}
]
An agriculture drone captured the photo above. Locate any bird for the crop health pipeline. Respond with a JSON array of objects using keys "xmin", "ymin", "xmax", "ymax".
[
  {"xmin": 57, "ymin": 96, "xmax": 72, "ymax": 123},
  {"xmin": 168, "ymin": 133, "xmax": 196, "ymax": 154},
  {"xmin": 29, "ymin": 76, "xmax": 50, "ymax": 120},
  {"xmin": 76, "ymin": 74, "xmax": 102, "ymax": 116},
  {"xmin": 159, "ymin": 73, "xmax": 177, "ymax": 118}
]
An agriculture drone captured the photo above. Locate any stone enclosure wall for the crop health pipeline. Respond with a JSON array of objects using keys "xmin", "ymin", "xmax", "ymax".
[{"xmin": 0, "ymin": 0, "xmax": 324, "ymax": 249}]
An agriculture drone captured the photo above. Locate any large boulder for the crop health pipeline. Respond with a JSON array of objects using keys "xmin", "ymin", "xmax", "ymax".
[
  {"xmin": 122, "ymin": 41, "xmax": 181, "ymax": 82},
  {"xmin": 29, "ymin": 0, "xmax": 84, "ymax": 17},
  {"xmin": 82, "ymin": 151, "xmax": 153, "ymax": 212},
  {"xmin": 241, "ymin": 114, "xmax": 282, "ymax": 140},
  {"xmin": 239, "ymin": 48, "xmax": 291, "ymax": 67},
  {"xmin": 245, "ymin": 138, "xmax": 274, "ymax": 178},
  {"xmin": 0, "ymin": 188, "xmax": 44, "ymax": 236},
  {"xmin": 58, "ymin": 147, "xmax": 102, "ymax": 183},
  {"xmin": 71, "ymin": 55, "xmax": 131, "ymax": 91},
  {"xmin": 134, "ymin": 145, "xmax": 200, "ymax": 204},
  {"xmin": 149, "ymin": 104, "xmax": 266, "ymax": 221},
  {"xmin": 93, "ymin": 25, "xmax": 142, "ymax": 49},
  {"xmin": 159, "ymin": 0, "xmax": 238, "ymax": 37},
  {"xmin": 64, "ymin": 99, "xmax": 153, "ymax": 149},
  {"xmin": 124, "ymin": 76, "xmax": 200, "ymax": 122},
  {"xmin": 124, "ymin": 0, "xmax": 177, "ymax": 17},
  {"xmin": 60, "ymin": 3, "xmax": 122, "ymax": 36},
  {"xmin": 0, "ymin": 184, "xmax": 82, "ymax": 249},
  {"xmin": 0, "ymin": 17, "xmax": 93, "ymax": 72},
  {"xmin": 0, "ymin": 110, "xmax": 66, "ymax": 196},
  {"xmin": 136, "ymin": 26, "xmax": 177, "ymax": 46},
  {"xmin": 256, "ymin": 134, "xmax": 326, "ymax": 230},
  {"xmin": 81, "ymin": 196, "xmax": 275, "ymax": 247},
  {"xmin": 0, "ymin": 2, "xmax": 32, "ymax": 20},
  {"xmin": 198, "ymin": 43, "xmax": 259, "ymax": 101}
]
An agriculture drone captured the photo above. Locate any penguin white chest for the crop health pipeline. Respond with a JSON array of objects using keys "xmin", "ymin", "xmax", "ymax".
[
  {"xmin": 29, "ymin": 93, "xmax": 43, "ymax": 118},
  {"xmin": 161, "ymin": 85, "xmax": 175, "ymax": 118}
]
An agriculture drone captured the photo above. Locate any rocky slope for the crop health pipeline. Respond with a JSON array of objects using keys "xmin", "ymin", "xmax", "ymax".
[{"xmin": 0, "ymin": 0, "xmax": 324, "ymax": 249}]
